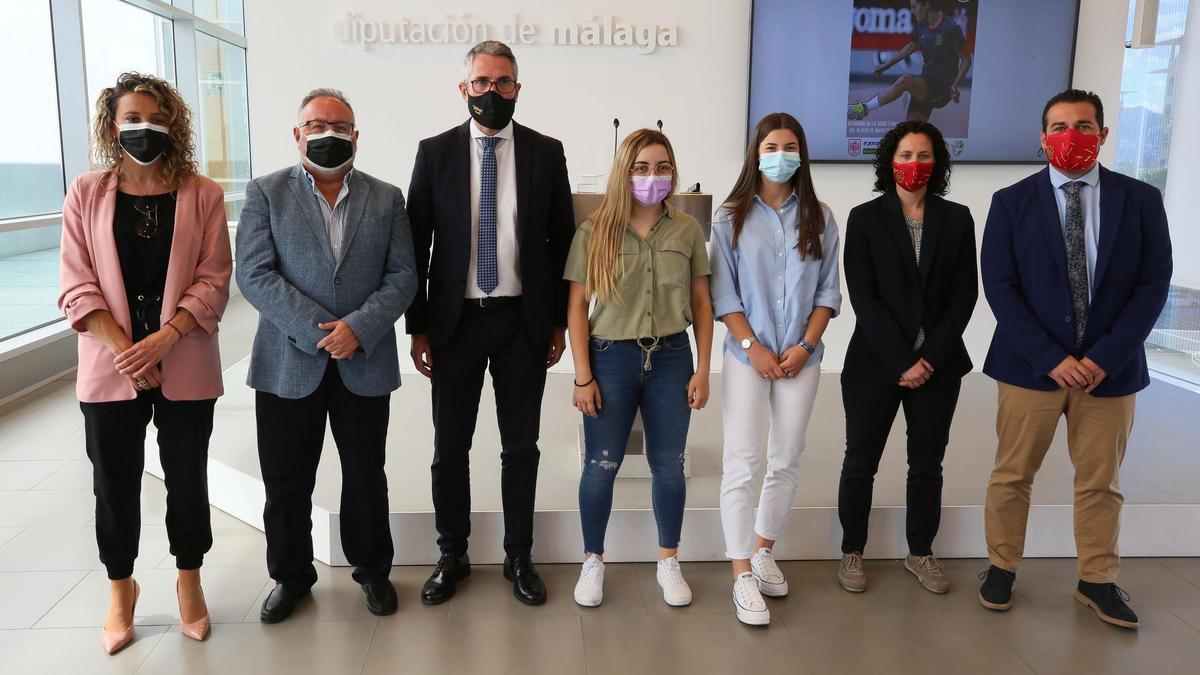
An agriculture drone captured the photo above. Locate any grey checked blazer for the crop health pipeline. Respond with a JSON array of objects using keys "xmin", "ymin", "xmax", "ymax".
[{"xmin": 236, "ymin": 164, "xmax": 417, "ymax": 399}]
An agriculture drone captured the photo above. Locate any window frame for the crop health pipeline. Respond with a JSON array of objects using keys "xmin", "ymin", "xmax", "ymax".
[{"xmin": 0, "ymin": 0, "xmax": 249, "ymax": 349}]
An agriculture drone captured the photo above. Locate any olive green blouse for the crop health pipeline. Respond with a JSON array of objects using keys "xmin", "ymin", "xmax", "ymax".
[{"xmin": 564, "ymin": 203, "xmax": 711, "ymax": 340}]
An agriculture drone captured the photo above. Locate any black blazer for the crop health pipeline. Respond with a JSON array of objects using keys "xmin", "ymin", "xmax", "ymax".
[
  {"xmin": 843, "ymin": 191, "xmax": 979, "ymax": 383},
  {"xmin": 404, "ymin": 121, "xmax": 575, "ymax": 346}
]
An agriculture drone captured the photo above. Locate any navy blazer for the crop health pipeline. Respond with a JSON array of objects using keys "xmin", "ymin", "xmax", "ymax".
[
  {"xmin": 980, "ymin": 165, "xmax": 1172, "ymax": 397},
  {"xmin": 404, "ymin": 120, "xmax": 575, "ymax": 346}
]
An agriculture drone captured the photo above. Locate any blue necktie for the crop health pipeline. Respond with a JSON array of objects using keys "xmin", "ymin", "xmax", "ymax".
[
  {"xmin": 477, "ymin": 136, "xmax": 502, "ymax": 295},
  {"xmin": 1061, "ymin": 181, "xmax": 1089, "ymax": 349}
]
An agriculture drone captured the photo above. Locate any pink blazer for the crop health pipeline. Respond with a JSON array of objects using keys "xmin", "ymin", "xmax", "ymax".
[{"xmin": 58, "ymin": 171, "xmax": 232, "ymax": 403}]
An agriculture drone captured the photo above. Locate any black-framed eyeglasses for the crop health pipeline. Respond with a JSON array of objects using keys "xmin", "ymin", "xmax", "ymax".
[
  {"xmin": 466, "ymin": 77, "xmax": 517, "ymax": 95},
  {"xmin": 631, "ymin": 162, "xmax": 675, "ymax": 177},
  {"xmin": 132, "ymin": 197, "xmax": 159, "ymax": 239},
  {"xmin": 300, "ymin": 119, "xmax": 356, "ymax": 135}
]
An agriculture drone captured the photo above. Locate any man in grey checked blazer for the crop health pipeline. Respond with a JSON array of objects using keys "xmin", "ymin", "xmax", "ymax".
[{"xmin": 236, "ymin": 88, "xmax": 417, "ymax": 623}]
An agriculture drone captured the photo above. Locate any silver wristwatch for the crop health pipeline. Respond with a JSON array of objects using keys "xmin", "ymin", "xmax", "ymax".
[
  {"xmin": 798, "ymin": 338, "xmax": 815, "ymax": 354},
  {"xmin": 739, "ymin": 335, "xmax": 757, "ymax": 351}
]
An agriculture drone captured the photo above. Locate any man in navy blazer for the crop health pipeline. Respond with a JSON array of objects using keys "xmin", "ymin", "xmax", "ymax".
[
  {"xmin": 977, "ymin": 90, "xmax": 1172, "ymax": 629},
  {"xmin": 237, "ymin": 89, "xmax": 417, "ymax": 623}
]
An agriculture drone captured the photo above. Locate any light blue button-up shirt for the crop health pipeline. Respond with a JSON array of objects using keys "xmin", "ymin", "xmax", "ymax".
[
  {"xmin": 709, "ymin": 194, "xmax": 842, "ymax": 369},
  {"xmin": 1048, "ymin": 163, "xmax": 1101, "ymax": 302},
  {"xmin": 302, "ymin": 165, "xmax": 354, "ymax": 263}
]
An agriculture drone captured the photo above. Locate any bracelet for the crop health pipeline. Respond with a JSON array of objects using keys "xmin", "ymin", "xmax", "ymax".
[
  {"xmin": 799, "ymin": 338, "xmax": 815, "ymax": 354},
  {"xmin": 164, "ymin": 322, "xmax": 183, "ymax": 339},
  {"xmin": 573, "ymin": 377, "xmax": 595, "ymax": 387}
]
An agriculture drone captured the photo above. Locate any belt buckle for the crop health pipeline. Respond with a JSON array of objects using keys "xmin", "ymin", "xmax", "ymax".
[{"xmin": 636, "ymin": 336, "xmax": 660, "ymax": 350}]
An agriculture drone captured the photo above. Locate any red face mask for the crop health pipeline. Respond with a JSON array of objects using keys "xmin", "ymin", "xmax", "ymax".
[
  {"xmin": 892, "ymin": 160, "xmax": 935, "ymax": 192},
  {"xmin": 1043, "ymin": 128, "xmax": 1101, "ymax": 172}
]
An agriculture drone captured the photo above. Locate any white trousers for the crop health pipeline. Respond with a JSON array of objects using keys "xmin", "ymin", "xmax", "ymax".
[{"xmin": 719, "ymin": 350, "xmax": 821, "ymax": 559}]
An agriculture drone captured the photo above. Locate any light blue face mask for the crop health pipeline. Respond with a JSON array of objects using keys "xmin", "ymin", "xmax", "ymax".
[{"xmin": 758, "ymin": 151, "xmax": 802, "ymax": 184}]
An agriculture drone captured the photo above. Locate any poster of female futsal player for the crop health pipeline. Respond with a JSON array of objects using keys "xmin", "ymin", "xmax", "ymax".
[{"xmin": 846, "ymin": 0, "xmax": 977, "ymax": 156}]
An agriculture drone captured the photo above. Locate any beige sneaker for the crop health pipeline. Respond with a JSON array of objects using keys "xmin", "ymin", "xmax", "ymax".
[
  {"xmin": 838, "ymin": 552, "xmax": 866, "ymax": 593},
  {"xmin": 905, "ymin": 554, "xmax": 950, "ymax": 594}
]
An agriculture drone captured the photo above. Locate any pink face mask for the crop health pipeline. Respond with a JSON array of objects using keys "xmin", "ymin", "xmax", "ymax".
[{"xmin": 630, "ymin": 176, "xmax": 672, "ymax": 206}]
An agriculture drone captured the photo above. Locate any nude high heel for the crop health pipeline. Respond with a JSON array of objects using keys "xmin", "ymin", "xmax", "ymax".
[
  {"xmin": 177, "ymin": 580, "xmax": 211, "ymax": 641},
  {"xmin": 102, "ymin": 579, "xmax": 140, "ymax": 655}
]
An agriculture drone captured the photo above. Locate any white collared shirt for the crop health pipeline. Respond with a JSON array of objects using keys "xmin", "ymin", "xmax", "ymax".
[
  {"xmin": 1048, "ymin": 162, "xmax": 1101, "ymax": 302},
  {"xmin": 467, "ymin": 120, "xmax": 521, "ymax": 298},
  {"xmin": 302, "ymin": 164, "xmax": 354, "ymax": 263}
]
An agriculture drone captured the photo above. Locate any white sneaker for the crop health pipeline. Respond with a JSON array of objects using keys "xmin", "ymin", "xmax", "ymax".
[
  {"xmin": 751, "ymin": 547, "xmax": 789, "ymax": 597},
  {"xmin": 574, "ymin": 554, "xmax": 605, "ymax": 607},
  {"xmin": 732, "ymin": 572, "xmax": 770, "ymax": 626},
  {"xmin": 656, "ymin": 556, "xmax": 693, "ymax": 607}
]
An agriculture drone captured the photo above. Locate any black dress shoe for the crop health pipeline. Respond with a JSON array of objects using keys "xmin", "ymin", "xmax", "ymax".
[
  {"xmin": 978, "ymin": 566, "xmax": 1016, "ymax": 611},
  {"xmin": 361, "ymin": 578, "xmax": 398, "ymax": 616},
  {"xmin": 1076, "ymin": 580, "xmax": 1139, "ymax": 629},
  {"xmin": 421, "ymin": 552, "xmax": 470, "ymax": 605},
  {"xmin": 260, "ymin": 582, "xmax": 311, "ymax": 624},
  {"xmin": 503, "ymin": 556, "xmax": 547, "ymax": 606}
]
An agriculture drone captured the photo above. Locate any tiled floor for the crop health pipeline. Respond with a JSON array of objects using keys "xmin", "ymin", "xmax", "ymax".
[
  {"xmin": 3, "ymin": 299, "xmax": 1200, "ymax": 673},
  {"xmin": 3, "ymin": 429, "xmax": 1200, "ymax": 675}
]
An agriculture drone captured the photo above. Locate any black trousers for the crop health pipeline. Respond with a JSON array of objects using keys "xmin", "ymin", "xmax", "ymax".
[
  {"xmin": 256, "ymin": 361, "xmax": 392, "ymax": 586},
  {"xmin": 81, "ymin": 391, "xmax": 215, "ymax": 580},
  {"xmin": 431, "ymin": 301, "xmax": 547, "ymax": 559},
  {"xmin": 838, "ymin": 371, "xmax": 962, "ymax": 556}
]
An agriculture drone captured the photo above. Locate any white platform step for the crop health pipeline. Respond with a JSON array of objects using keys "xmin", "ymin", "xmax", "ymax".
[{"xmin": 147, "ymin": 361, "xmax": 1200, "ymax": 565}]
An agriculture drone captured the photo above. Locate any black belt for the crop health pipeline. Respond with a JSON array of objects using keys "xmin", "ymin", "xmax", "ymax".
[{"xmin": 466, "ymin": 295, "xmax": 520, "ymax": 308}]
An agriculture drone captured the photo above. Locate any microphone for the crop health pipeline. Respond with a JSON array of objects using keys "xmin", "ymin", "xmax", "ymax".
[
  {"xmin": 656, "ymin": 119, "xmax": 663, "ymax": 134},
  {"xmin": 613, "ymin": 118, "xmax": 620, "ymax": 157}
]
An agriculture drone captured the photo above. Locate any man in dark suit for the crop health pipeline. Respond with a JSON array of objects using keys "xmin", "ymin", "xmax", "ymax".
[
  {"xmin": 978, "ymin": 89, "xmax": 1172, "ymax": 629},
  {"xmin": 405, "ymin": 41, "xmax": 575, "ymax": 606},
  {"xmin": 237, "ymin": 88, "xmax": 417, "ymax": 622}
]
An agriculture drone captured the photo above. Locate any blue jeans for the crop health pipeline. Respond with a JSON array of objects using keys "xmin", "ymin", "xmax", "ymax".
[{"xmin": 579, "ymin": 332, "xmax": 693, "ymax": 554}]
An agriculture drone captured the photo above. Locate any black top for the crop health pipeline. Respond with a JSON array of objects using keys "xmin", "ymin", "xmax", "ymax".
[
  {"xmin": 842, "ymin": 191, "xmax": 979, "ymax": 383},
  {"xmin": 114, "ymin": 190, "xmax": 176, "ymax": 341},
  {"xmin": 404, "ymin": 120, "xmax": 576, "ymax": 346},
  {"xmin": 913, "ymin": 16, "xmax": 965, "ymax": 84}
]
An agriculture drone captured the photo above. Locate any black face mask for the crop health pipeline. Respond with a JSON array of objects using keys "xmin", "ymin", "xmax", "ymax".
[
  {"xmin": 467, "ymin": 91, "xmax": 516, "ymax": 130},
  {"xmin": 118, "ymin": 123, "xmax": 171, "ymax": 166},
  {"xmin": 304, "ymin": 131, "xmax": 355, "ymax": 172}
]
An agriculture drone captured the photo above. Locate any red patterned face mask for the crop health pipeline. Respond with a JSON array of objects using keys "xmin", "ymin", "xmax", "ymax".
[
  {"xmin": 1043, "ymin": 129, "xmax": 1101, "ymax": 172},
  {"xmin": 892, "ymin": 160, "xmax": 935, "ymax": 192}
]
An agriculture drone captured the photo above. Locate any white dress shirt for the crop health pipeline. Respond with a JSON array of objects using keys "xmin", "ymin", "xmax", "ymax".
[
  {"xmin": 467, "ymin": 120, "xmax": 521, "ymax": 298},
  {"xmin": 1048, "ymin": 162, "xmax": 1101, "ymax": 302},
  {"xmin": 302, "ymin": 164, "xmax": 353, "ymax": 263}
]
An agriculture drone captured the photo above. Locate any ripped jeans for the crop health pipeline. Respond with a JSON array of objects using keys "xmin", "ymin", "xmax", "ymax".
[{"xmin": 579, "ymin": 332, "xmax": 693, "ymax": 555}]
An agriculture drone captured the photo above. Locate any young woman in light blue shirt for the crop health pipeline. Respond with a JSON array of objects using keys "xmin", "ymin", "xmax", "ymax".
[{"xmin": 710, "ymin": 112, "xmax": 841, "ymax": 626}]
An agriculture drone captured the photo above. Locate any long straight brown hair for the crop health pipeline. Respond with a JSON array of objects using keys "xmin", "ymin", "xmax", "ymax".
[{"xmin": 721, "ymin": 112, "xmax": 823, "ymax": 258}]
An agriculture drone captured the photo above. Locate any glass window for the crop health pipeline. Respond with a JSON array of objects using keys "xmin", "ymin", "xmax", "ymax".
[
  {"xmin": 196, "ymin": 32, "xmax": 252, "ymax": 196},
  {"xmin": 1116, "ymin": 0, "xmax": 1188, "ymax": 191},
  {"xmin": 192, "ymin": 0, "xmax": 245, "ymax": 36},
  {"xmin": 81, "ymin": 0, "xmax": 176, "ymax": 120},
  {"xmin": 1118, "ymin": 0, "xmax": 1199, "ymax": 385},
  {"xmin": 0, "ymin": 227, "xmax": 64, "ymax": 341},
  {"xmin": 0, "ymin": 1, "xmax": 65, "ymax": 220}
]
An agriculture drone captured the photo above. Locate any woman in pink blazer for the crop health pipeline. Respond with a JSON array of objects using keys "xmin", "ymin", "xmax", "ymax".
[{"xmin": 58, "ymin": 73, "xmax": 231, "ymax": 654}]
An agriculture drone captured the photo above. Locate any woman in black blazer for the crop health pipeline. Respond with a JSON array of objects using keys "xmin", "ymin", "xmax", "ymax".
[{"xmin": 836, "ymin": 121, "xmax": 978, "ymax": 595}]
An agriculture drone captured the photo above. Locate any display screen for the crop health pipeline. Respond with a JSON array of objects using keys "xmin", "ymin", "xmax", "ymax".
[{"xmin": 748, "ymin": 0, "xmax": 1080, "ymax": 162}]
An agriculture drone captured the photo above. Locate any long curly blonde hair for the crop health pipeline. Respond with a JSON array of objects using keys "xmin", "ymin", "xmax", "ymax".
[
  {"xmin": 585, "ymin": 129, "xmax": 678, "ymax": 305},
  {"xmin": 92, "ymin": 72, "xmax": 197, "ymax": 190}
]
